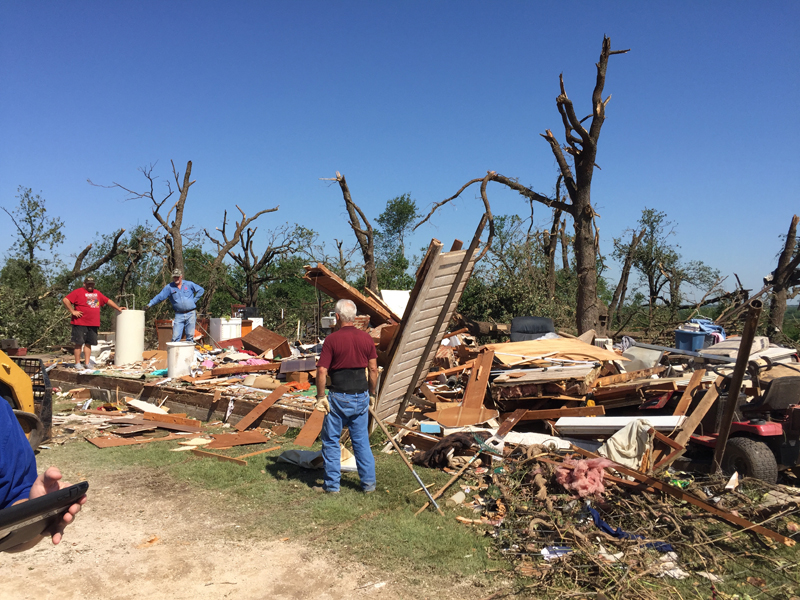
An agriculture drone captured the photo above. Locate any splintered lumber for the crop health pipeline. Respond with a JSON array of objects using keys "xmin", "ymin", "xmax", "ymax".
[
  {"xmin": 592, "ymin": 366, "xmax": 667, "ymax": 387},
  {"xmin": 496, "ymin": 408, "xmax": 528, "ymax": 437},
  {"xmin": 206, "ymin": 430, "xmax": 272, "ymax": 449},
  {"xmin": 482, "ymin": 338, "xmax": 625, "ymax": 366},
  {"xmin": 462, "ymin": 350, "xmax": 494, "ymax": 409},
  {"xmin": 425, "ymin": 360, "xmax": 476, "ymax": 381},
  {"xmin": 142, "ymin": 412, "xmax": 202, "ymax": 427},
  {"xmin": 191, "ymin": 448, "xmax": 248, "ymax": 466},
  {"xmin": 241, "ymin": 326, "xmax": 292, "ymax": 358},
  {"xmin": 114, "ymin": 425, "xmax": 157, "ymax": 436},
  {"xmin": 303, "ymin": 263, "xmax": 398, "ymax": 325},
  {"xmin": 425, "ymin": 406, "xmax": 499, "ymax": 428},
  {"xmin": 570, "ymin": 446, "xmax": 795, "ymax": 547},
  {"xmin": 591, "ymin": 379, "xmax": 678, "ymax": 399},
  {"xmin": 673, "ymin": 369, "xmax": 707, "ymax": 416},
  {"xmin": 235, "ymin": 385, "xmax": 290, "ymax": 431},
  {"xmin": 211, "ymin": 362, "xmax": 281, "ymax": 377},
  {"xmin": 518, "ymin": 406, "xmax": 605, "ymax": 421},
  {"xmin": 294, "ymin": 409, "xmax": 325, "ymax": 447},
  {"xmin": 657, "ymin": 376, "xmax": 724, "ymax": 470},
  {"xmin": 85, "ymin": 432, "xmax": 186, "ymax": 448}
]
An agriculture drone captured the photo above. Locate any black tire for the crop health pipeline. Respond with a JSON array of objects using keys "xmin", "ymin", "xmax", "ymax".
[{"xmin": 721, "ymin": 437, "xmax": 778, "ymax": 484}]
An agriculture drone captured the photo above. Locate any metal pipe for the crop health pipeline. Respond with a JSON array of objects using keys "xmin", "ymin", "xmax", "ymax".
[{"xmin": 712, "ymin": 299, "xmax": 763, "ymax": 473}]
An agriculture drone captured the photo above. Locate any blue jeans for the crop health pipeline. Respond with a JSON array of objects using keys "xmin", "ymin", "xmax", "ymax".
[
  {"xmin": 320, "ymin": 391, "xmax": 376, "ymax": 492},
  {"xmin": 172, "ymin": 311, "xmax": 196, "ymax": 342}
]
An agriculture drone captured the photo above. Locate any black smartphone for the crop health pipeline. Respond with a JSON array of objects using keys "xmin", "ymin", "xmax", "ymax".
[{"xmin": 0, "ymin": 481, "xmax": 88, "ymax": 551}]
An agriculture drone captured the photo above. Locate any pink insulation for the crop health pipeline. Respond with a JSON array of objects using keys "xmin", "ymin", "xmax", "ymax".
[{"xmin": 555, "ymin": 457, "xmax": 615, "ymax": 498}]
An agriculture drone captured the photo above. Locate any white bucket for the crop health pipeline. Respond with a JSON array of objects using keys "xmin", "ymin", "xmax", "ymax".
[
  {"xmin": 166, "ymin": 341, "xmax": 195, "ymax": 378},
  {"xmin": 115, "ymin": 310, "xmax": 145, "ymax": 366}
]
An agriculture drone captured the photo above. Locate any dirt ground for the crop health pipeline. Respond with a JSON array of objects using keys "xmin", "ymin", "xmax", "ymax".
[{"xmin": 0, "ymin": 469, "xmax": 409, "ymax": 600}]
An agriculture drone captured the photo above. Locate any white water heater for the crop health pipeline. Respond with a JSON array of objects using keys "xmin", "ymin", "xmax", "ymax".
[{"xmin": 115, "ymin": 310, "xmax": 145, "ymax": 366}]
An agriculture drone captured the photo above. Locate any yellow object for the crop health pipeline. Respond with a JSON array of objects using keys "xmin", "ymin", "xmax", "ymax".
[{"xmin": 0, "ymin": 349, "xmax": 42, "ymax": 447}]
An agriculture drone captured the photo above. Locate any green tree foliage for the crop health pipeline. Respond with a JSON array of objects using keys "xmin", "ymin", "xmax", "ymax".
[
  {"xmin": 0, "ymin": 188, "xmax": 70, "ymax": 346},
  {"xmin": 373, "ymin": 194, "xmax": 419, "ymax": 290},
  {"xmin": 457, "ymin": 214, "xmax": 582, "ymax": 329}
]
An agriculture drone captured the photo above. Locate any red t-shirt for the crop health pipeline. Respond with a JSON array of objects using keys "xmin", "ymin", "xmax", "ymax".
[
  {"xmin": 318, "ymin": 325, "xmax": 377, "ymax": 370},
  {"xmin": 65, "ymin": 288, "xmax": 109, "ymax": 327}
]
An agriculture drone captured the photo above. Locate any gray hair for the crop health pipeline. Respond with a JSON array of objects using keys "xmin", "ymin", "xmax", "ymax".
[{"xmin": 334, "ymin": 299, "xmax": 357, "ymax": 323}]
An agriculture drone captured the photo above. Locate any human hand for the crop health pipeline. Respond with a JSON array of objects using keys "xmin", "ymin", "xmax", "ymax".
[
  {"xmin": 315, "ymin": 397, "xmax": 329, "ymax": 415},
  {"xmin": 72, "ymin": 310, "xmax": 83, "ymax": 318},
  {"xmin": 118, "ymin": 307, "xmax": 127, "ymax": 311},
  {"xmin": 28, "ymin": 467, "xmax": 87, "ymax": 545},
  {"xmin": 369, "ymin": 395, "xmax": 376, "ymax": 409}
]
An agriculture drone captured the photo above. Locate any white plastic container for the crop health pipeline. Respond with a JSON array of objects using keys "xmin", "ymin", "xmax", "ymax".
[
  {"xmin": 166, "ymin": 341, "xmax": 195, "ymax": 378},
  {"xmin": 115, "ymin": 310, "xmax": 145, "ymax": 366},
  {"xmin": 249, "ymin": 317, "xmax": 264, "ymax": 330},
  {"xmin": 209, "ymin": 317, "xmax": 242, "ymax": 342}
]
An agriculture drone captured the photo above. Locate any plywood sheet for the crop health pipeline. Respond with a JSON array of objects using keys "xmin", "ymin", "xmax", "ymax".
[
  {"xmin": 206, "ymin": 430, "xmax": 272, "ymax": 449},
  {"xmin": 425, "ymin": 406, "xmax": 499, "ymax": 428},
  {"xmin": 482, "ymin": 338, "xmax": 626, "ymax": 365}
]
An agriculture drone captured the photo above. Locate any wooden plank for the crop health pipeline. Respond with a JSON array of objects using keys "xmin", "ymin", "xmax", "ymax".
[
  {"xmin": 461, "ymin": 350, "xmax": 494, "ymax": 409},
  {"xmin": 114, "ymin": 425, "xmax": 157, "ymax": 436},
  {"xmin": 109, "ymin": 416, "xmax": 202, "ymax": 433},
  {"xmin": 294, "ymin": 409, "xmax": 325, "ymax": 447},
  {"xmin": 425, "ymin": 406, "xmax": 499, "ymax": 428},
  {"xmin": 496, "ymin": 408, "xmax": 528, "ymax": 437},
  {"xmin": 483, "ymin": 338, "xmax": 625, "ymax": 365},
  {"xmin": 569, "ymin": 445, "xmax": 795, "ymax": 547},
  {"xmin": 85, "ymin": 432, "xmax": 185, "ymax": 448},
  {"xmin": 657, "ymin": 376, "xmax": 724, "ymax": 470},
  {"xmin": 206, "ymin": 430, "xmax": 272, "ymax": 449},
  {"xmin": 426, "ymin": 360, "xmax": 475, "ymax": 380},
  {"xmin": 673, "ymin": 368, "xmax": 707, "ymax": 416},
  {"xmin": 593, "ymin": 366, "xmax": 667, "ymax": 387},
  {"xmin": 211, "ymin": 362, "xmax": 281, "ymax": 377},
  {"xmin": 591, "ymin": 380, "xmax": 677, "ymax": 399},
  {"xmin": 240, "ymin": 326, "xmax": 290, "ymax": 356},
  {"xmin": 191, "ymin": 448, "xmax": 248, "ymax": 466},
  {"xmin": 519, "ymin": 406, "xmax": 605, "ymax": 421},
  {"xmin": 303, "ymin": 263, "xmax": 397, "ymax": 325},
  {"xmin": 419, "ymin": 383, "xmax": 442, "ymax": 405},
  {"xmin": 142, "ymin": 412, "xmax": 202, "ymax": 427},
  {"xmin": 237, "ymin": 445, "xmax": 281, "ymax": 459},
  {"xmin": 234, "ymin": 385, "xmax": 290, "ymax": 431}
]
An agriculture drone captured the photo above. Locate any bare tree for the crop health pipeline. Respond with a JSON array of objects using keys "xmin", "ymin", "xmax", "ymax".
[
  {"xmin": 415, "ymin": 37, "xmax": 628, "ymax": 333},
  {"xmin": 202, "ymin": 204, "xmax": 279, "ymax": 310},
  {"xmin": 543, "ymin": 176, "xmax": 564, "ymax": 299},
  {"xmin": 607, "ymin": 228, "xmax": 645, "ymax": 330},
  {"xmin": 321, "ymin": 172, "xmax": 377, "ymax": 292},
  {"xmin": 92, "ymin": 160, "xmax": 195, "ymax": 274},
  {"xmin": 768, "ymin": 214, "xmax": 800, "ymax": 341},
  {"xmin": 222, "ymin": 224, "xmax": 310, "ymax": 307}
]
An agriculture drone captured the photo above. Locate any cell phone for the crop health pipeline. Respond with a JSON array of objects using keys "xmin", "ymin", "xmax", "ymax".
[{"xmin": 0, "ymin": 481, "xmax": 88, "ymax": 551}]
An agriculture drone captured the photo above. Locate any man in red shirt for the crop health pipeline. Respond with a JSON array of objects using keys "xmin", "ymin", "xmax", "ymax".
[
  {"xmin": 62, "ymin": 276, "xmax": 125, "ymax": 369},
  {"xmin": 314, "ymin": 299, "xmax": 378, "ymax": 493}
]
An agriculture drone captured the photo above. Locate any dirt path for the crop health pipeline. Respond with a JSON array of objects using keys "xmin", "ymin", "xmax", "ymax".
[{"xmin": 1, "ymin": 469, "xmax": 405, "ymax": 600}]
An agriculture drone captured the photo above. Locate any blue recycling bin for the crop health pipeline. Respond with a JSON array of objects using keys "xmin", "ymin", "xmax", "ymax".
[{"xmin": 674, "ymin": 329, "xmax": 707, "ymax": 351}]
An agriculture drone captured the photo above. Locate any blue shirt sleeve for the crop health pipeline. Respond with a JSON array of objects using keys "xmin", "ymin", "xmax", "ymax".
[
  {"xmin": 190, "ymin": 281, "xmax": 204, "ymax": 299},
  {"xmin": 0, "ymin": 402, "xmax": 38, "ymax": 509},
  {"xmin": 147, "ymin": 285, "xmax": 171, "ymax": 308}
]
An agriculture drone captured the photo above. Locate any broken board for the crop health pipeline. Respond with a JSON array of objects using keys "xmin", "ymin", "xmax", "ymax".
[
  {"xmin": 294, "ymin": 410, "xmax": 325, "ymax": 447},
  {"xmin": 425, "ymin": 406, "xmax": 499, "ymax": 428},
  {"xmin": 235, "ymin": 385, "xmax": 290, "ymax": 431}
]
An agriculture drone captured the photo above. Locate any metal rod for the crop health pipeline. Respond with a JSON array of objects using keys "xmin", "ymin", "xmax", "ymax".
[
  {"xmin": 368, "ymin": 406, "xmax": 444, "ymax": 515},
  {"xmin": 712, "ymin": 299, "xmax": 763, "ymax": 473},
  {"xmin": 415, "ymin": 453, "xmax": 479, "ymax": 517}
]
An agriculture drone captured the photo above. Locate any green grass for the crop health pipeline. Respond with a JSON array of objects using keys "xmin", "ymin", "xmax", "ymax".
[{"xmin": 45, "ymin": 428, "xmax": 505, "ymax": 589}]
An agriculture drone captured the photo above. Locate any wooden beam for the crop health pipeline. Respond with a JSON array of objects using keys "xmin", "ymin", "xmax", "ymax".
[
  {"xmin": 425, "ymin": 360, "xmax": 475, "ymax": 380},
  {"xmin": 142, "ymin": 412, "xmax": 202, "ymax": 427},
  {"xmin": 519, "ymin": 406, "xmax": 605, "ymax": 421},
  {"xmin": 211, "ymin": 362, "xmax": 281, "ymax": 377},
  {"xmin": 462, "ymin": 350, "xmax": 494, "ymax": 409},
  {"xmin": 592, "ymin": 366, "xmax": 667, "ymax": 387},
  {"xmin": 673, "ymin": 369, "xmax": 707, "ymax": 416},
  {"xmin": 294, "ymin": 409, "xmax": 325, "ymax": 447},
  {"xmin": 235, "ymin": 385, "xmax": 289, "ymax": 431},
  {"xmin": 191, "ymin": 448, "xmax": 247, "ymax": 466}
]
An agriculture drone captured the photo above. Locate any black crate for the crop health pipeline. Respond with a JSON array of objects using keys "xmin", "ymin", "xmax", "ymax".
[{"xmin": 10, "ymin": 357, "xmax": 52, "ymax": 441}]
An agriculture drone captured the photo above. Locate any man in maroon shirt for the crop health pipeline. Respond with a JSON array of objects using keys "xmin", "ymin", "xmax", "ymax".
[
  {"xmin": 62, "ymin": 276, "xmax": 125, "ymax": 369},
  {"xmin": 314, "ymin": 299, "xmax": 378, "ymax": 493}
]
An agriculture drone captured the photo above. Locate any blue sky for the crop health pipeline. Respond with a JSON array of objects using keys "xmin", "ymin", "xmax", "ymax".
[{"xmin": 1, "ymin": 1, "xmax": 798, "ymax": 299}]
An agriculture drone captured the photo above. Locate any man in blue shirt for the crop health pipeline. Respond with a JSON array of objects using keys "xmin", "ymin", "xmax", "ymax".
[
  {"xmin": 1, "ymin": 401, "xmax": 86, "ymax": 551},
  {"xmin": 146, "ymin": 269, "xmax": 205, "ymax": 342}
]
